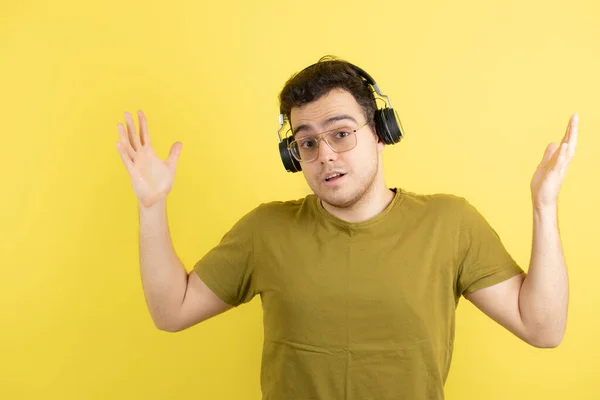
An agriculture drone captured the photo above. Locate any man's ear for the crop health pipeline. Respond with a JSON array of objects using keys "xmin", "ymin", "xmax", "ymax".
[{"xmin": 372, "ymin": 128, "xmax": 385, "ymax": 149}]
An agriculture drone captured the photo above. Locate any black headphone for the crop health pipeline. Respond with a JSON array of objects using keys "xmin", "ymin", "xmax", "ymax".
[{"xmin": 276, "ymin": 61, "xmax": 405, "ymax": 173}]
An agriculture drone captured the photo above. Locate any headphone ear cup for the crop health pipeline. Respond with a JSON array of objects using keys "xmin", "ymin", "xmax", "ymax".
[
  {"xmin": 374, "ymin": 109, "xmax": 393, "ymax": 145},
  {"xmin": 279, "ymin": 138, "xmax": 302, "ymax": 173},
  {"xmin": 383, "ymin": 108, "xmax": 403, "ymax": 144},
  {"xmin": 375, "ymin": 108, "xmax": 403, "ymax": 145}
]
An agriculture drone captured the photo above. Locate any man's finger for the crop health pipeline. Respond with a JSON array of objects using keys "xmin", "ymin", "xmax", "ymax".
[
  {"xmin": 562, "ymin": 113, "xmax": 578, "ymax": 144},
  {"xmin": 138, "ymin": 110, "xmax": 152, "ymax": 147},
  {"xmin": 117, "ymin": 123, "xmax": 136, "ymax": 160},
  {"xmin": 551, "ymin": 143, "xmax": 569, "ymax": 174},
  {"xmin": 539, "ymin": 142, "xmax": 559, "ymax": 168},
  {"xmin": 116, "ymin": 142, "xmax": 135, "ymax": 173},
  {"xmin": 568, "ymin": 113, "xmax": 579, "ymax": 157},
  {"xmin": 125, "ymin": 112, "xmax": 142, "ymax": 151},
  {"xmin": 166, "ymin": 141, "xmax": 182, "ymax": 169},
  {"xmin": 561, "ymin": 119, "xmax": 572, "ymax": 144}
]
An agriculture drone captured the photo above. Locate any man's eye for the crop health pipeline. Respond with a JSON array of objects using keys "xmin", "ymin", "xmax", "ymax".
[
  {"xmin": 335, "ymin": 131, "xmax": 350, "ymax": 138},
  {"xmin": 300, "ymin": 140, "xmax": 315, "ymax": 148}
]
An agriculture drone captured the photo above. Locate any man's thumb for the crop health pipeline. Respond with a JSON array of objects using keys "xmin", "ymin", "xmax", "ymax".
[{"xmin": 166, "ymin": 142, "xmax": 182, "ymax": 168}]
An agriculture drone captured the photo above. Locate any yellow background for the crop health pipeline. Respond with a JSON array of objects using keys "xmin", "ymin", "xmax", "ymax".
[{"xmin": 1, "ymin": 0, "xmax": 599, "ymax": 398}]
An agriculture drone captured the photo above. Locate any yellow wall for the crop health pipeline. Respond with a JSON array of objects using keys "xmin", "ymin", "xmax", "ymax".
[{"xmin": 1, "ymin": 0, "xmax": 598, "ymax": 398}]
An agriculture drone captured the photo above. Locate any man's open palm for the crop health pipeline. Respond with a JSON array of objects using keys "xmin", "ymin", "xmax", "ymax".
[
  {"xmin": 116, "ymin": 110, "xmax": 182, "ymax": 208},
  {"xmin": 530, "ymin": 113, "xmax": 578, "ymax": 210}
]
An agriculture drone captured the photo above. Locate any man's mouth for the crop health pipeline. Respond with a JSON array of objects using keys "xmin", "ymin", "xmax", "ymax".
[{"xmin": 324, "ymin": 173, "xmax": 346, "ymax": 183}]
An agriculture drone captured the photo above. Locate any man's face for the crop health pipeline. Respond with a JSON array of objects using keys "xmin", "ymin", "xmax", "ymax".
[{"xmin": 290, "ymin": 88, "xmax": 384, "ymax": 208}]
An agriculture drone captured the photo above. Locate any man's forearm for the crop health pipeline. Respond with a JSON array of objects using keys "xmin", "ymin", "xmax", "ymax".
[
  {"xmin": 139, "ymin": 199, "xmax": 188, "ymax": 330},
  {"xmin": 519, "ymin": 206, "xmax": 569, "ymax": 347}
]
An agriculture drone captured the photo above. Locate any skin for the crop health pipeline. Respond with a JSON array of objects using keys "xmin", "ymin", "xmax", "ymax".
[{"xmin": 116, "ymin": 91, "xmax": 577, "ymax": 347}]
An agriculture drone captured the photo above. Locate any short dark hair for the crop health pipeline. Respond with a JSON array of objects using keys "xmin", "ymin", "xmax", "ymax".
[{"xmin": 278, "ymin": 55, "xmax": 377, "ymax": 135}]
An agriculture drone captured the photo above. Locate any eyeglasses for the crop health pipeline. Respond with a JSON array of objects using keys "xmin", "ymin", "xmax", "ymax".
[{"xmin": 288, "ymin": 120, "xmax": 370, "ymax": 163}]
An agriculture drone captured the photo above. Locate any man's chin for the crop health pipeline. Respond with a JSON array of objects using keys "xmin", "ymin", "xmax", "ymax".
[{"xmin": 316, "ymin": 188, "xmax": 360, "ymax": 209}]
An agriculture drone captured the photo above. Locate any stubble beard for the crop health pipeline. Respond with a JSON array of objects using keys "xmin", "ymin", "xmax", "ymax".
[{"xmin": 311, "ymin": 154, "xmax": 380, "ymax": 210}]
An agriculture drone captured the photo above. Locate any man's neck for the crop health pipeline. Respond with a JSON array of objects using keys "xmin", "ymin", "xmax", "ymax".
[{"xmin": 321, "ymin": 184, "xmax": 396, "ymax": 223}]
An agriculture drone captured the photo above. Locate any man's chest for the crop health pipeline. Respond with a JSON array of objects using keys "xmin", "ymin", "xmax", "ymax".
[{"xmin": 255, "ymin": 231, "xmax": 458, "ymax": 347}]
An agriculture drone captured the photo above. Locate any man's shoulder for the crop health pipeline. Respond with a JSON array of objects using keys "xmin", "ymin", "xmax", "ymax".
[
  {"xmin": 398, "ymin": 188, "xmax": 467, "ymax": 211},
  {"xmin": 225, "ymin": 195, "xmax": 315, "ymax": 234},
  {"xmin": 251, "ymin": 194, "xmax": 316, "ymax": 219}
]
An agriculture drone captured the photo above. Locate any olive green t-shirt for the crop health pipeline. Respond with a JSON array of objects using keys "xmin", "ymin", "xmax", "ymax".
[{"xmin": 194, "ymin": 188, "xmax": 524, "ymax": 399}]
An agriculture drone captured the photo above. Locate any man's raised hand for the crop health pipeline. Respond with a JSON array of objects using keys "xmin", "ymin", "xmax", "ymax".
[{"xmin": 116, "ymin": 110, "xmax": 182, "ymax": 208}]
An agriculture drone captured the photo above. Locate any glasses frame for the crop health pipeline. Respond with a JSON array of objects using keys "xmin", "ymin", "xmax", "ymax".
[{"xmin": 287, "ymin": 119, "xmax": 371, "ymax": 163}]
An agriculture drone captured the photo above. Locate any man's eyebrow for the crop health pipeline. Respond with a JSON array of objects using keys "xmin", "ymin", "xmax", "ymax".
[{"xmin": 293, "ymin": 114, "xmax": 358, "ymax": 136}]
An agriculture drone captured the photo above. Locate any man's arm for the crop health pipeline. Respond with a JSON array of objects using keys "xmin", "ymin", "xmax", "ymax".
[
  {"xmin": 465, "ymin": 206, "xmax": 568, "ymax": 348},
  {"xmin": 116, "ymin": 110, "xmax": 233, "ymax": 332},
  {"xmin": 465, "ymin": 114, "xmax": 577, "ymax": 348},
  {"xmin": 139, "ymin": 200, "xmax": 234, "ymax": 332}
]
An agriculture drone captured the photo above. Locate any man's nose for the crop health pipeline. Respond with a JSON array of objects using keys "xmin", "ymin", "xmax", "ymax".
[{"xmin": 316, "ymin": 138, "xmax": 338, "ymax": 163}]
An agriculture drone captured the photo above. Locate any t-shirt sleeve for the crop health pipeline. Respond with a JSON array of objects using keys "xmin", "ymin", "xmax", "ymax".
[
  {"xmin": 456, "ymin": 197, "xmax": 525, "ymax": 297},
  {"xmin": 193, "ymin": 207, "xmax": 259, "ymax": 307}
]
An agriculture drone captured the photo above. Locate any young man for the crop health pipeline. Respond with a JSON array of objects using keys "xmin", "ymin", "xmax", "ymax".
[{"xmin": 116, "ymin": 56, "xmax": 576, "ymax": 399}]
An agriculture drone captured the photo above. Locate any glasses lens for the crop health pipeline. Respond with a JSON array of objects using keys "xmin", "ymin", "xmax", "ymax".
[
  {"xmin": 326, "ymin": 128, "xmax": 356, "ymax": 152},
  {"xmin": 290, "ymin": 138, "xmax": 317, "ymax": 161}
]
